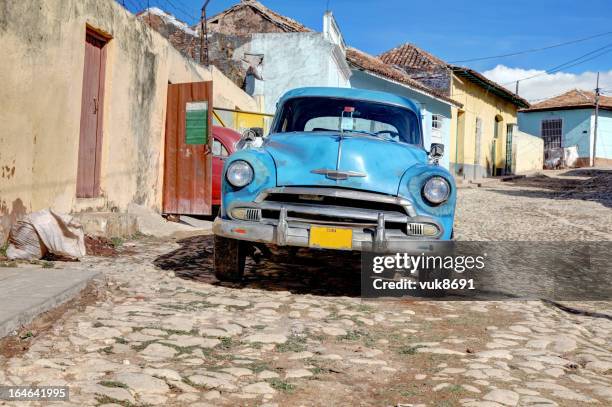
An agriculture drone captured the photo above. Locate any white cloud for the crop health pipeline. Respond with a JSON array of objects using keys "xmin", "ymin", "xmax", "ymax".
[{"xmin": 482, "ymin": 65, "xmax": 612, "ymax": 102}]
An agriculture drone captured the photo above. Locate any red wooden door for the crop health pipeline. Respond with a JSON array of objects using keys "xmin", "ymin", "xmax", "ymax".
[
  {"xmin": 76, "ymin": 30, "xmax": 107, "ymax": 198},
  {"xmin": 163, "ymin": 82, "xmax": 213, "ymax": 215}
]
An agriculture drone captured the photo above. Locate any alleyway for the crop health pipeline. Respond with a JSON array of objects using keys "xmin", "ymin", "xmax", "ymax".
[{"xmin": 1, "ymin": 169, "xmax": 611, "ymax": 407}]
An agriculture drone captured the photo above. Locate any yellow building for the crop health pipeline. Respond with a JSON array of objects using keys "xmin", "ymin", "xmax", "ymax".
[{"xmin": 381, "ymin": 44, "xmax": 531, "ymax": 180}]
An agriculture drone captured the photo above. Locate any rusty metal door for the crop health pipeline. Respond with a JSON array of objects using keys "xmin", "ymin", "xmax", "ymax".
[
  {"xmin": 76, "ymin": 29, "xmax": 107, "ymax": 198},
  {"xmin": 163, "ymin": 82, "xmax": 213, "ymax": 215}
]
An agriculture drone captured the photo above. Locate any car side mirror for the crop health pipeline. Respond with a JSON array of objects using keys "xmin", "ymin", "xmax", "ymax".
[{"xmin": 430, "ymin": 143, "xmax": 444, "ymax": 164}]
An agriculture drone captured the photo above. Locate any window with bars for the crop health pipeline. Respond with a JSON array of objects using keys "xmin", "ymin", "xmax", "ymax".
[
  {"xmin": 432, "ymin": 114, "xmax": 444, "ymax": 130},
  {"xmin": 541, "ymin": 119, "xmax": 562, "ymax": 150}
]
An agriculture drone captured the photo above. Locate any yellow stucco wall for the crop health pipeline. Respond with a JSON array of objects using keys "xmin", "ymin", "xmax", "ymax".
[
  {"xmin": 513, "ymin": 131, "xmax": 544, "ymax": 174},
  {"xmin": 0, "ymin": 0, "xmax": 257, "ymax": 240},
  {"xmin": 449, "ymin": 76, "xmax": 520, "ymax": 179}
]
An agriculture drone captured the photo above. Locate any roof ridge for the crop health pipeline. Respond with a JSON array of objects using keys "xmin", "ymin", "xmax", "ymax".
[
  {"xmin": 522, "ymin": 88, "xmax": 612, "ymax": 111},
  {"xmin": 379, "ymin": 42, "xmax": 447, "ymax": 69},
  {"xmin": 206, "ymin": 0, "xmax": 312, "ymax": 33}
]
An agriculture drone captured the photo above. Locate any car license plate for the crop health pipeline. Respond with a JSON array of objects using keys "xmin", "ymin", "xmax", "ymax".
[{"xmin": 309, "ymin": 226, "xmax": 352, "ymax": 250}]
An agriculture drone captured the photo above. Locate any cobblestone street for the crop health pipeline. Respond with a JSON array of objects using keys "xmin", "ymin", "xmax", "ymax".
[{"xmin": 1, "ymin": 170, "xmax": 611, "ymax": 407}]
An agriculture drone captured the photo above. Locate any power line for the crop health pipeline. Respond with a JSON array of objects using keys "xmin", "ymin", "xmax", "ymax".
[
  {"xmin": 504, "ymin": 43, "xmax": 612, "ymax": 86},
  {"xmin": 161, "ymin": 0, "xmax": 199, "ymax": 24},
  {"xmin": 449, "ymin": 31, "xmax": 612, "ymax": 63}
]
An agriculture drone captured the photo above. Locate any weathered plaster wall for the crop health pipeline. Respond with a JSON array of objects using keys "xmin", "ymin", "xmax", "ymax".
[
  {"xmin": 0, "ymin": 0, "xmax": 257, "ymax": 241},
  {"xmin": 449, "ymin": 76, "xmax": 520, "ymax": 179},
  {"xmin": 349, "ymin": 70, "xmax": 453, "ymax": 170}
]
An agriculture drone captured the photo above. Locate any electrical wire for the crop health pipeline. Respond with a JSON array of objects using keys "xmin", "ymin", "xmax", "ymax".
[
  {"xmin": 503, "ymin": 43, "xmax": 612, "ymax": 85},
  {"xmin": 449, "ymin": 31, "xmax": 612, "ymax": 63},
  {"xmin": 160, "ymin": 0, "xmax": 199, "ymax": 24}
]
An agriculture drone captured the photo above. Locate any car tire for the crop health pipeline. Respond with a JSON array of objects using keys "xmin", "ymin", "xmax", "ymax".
[{"xmin": 214, "ymin": 235, "xmax": 246, "ymax": 282}]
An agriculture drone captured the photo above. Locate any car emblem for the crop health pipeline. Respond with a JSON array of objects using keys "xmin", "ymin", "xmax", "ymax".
[{"xmin": 311, "ymin": 169, "xmax": 367, "ymax": 180}]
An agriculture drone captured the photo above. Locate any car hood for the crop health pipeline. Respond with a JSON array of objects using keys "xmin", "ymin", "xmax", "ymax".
[{"xmin": 263, "ymin": 132, "xmax": 428, "ymax": 196}]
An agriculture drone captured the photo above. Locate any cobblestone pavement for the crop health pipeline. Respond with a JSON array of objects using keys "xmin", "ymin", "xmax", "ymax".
[{"xmin": 1, "ymin": 170, "xmax": 611, "ymax": 406}]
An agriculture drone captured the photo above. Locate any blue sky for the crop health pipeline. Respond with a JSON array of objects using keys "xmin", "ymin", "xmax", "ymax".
[{"xmin": 124, "ymin": 0, "xmax": 612, "ymax": 99}]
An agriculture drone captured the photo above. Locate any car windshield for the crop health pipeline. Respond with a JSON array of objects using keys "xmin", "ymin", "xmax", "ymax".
[{"xmin": 273, "ymin": 96, "xmax": 421, "ymax": 145}]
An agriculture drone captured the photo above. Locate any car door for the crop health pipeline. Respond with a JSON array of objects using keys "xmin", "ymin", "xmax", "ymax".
[{"xmin": 212, "ymin": 137, "xmax": 230, "ymax": 205}]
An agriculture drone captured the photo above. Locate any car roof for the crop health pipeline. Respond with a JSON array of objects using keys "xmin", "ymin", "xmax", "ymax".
[
  {"xmin": 213, "ymin": 126, "xmax": 242, "ymax": 148},
  {"xmin": 277, "ymin": 87, "xmax": 420, "ymax": 113}
]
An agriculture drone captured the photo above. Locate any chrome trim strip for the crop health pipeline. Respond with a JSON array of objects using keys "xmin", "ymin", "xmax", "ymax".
[
  {"xmin": 254, "ymin": 187, "xmax": 417, "ymax": 217},
  {"xmin": 310, "ymin": 169, "xmax": 367, "ymax": 180}
]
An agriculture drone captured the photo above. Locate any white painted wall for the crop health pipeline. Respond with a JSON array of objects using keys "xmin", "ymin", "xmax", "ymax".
[{"xmin": 234, "ymin": 32, "xmax": 351, "ymax": 114}]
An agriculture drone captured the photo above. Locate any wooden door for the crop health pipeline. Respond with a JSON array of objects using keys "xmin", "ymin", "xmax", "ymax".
[
  {"xmin": 163, "ymin": 82, "xmax": 213, "ymax": 215},
  {"xmin": 76, "ymin": 29, "xmax": 107, "ymax": 198}
]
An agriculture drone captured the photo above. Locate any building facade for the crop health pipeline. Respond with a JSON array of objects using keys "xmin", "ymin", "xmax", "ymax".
[
  {"xmin": 380, "ymin": 44, "xmax": 532, "ymax": 179},
  {"xmin": 0, "ymin": 0, "xmax": 257, "ymax": 241},
  {"xmin": 518, "ymin": 89, "xmax": 612, "ymax": 167},
  {"xmin": 346, "ymin": 48, "xmax": 460, "ymax": 170}
]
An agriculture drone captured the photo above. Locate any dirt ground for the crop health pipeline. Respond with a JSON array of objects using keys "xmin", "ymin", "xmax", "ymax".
[{"xmin": 0, "ymin": 168, "xmax": 610, "ymax": 407}]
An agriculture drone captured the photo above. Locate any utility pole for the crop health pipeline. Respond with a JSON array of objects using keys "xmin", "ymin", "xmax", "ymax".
[
  {"xmin": 200, "ymin": 0, "xmax": 211, "ymax": 66},
  {"xmin": 592, "ymin": 72, "xmax": 600, "ymax": 167},
  {"xmin": 515, "ymin": 80, "xmax": 519, "ymax": 95}
]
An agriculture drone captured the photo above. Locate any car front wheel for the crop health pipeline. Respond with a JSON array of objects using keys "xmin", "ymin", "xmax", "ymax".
[{"xmin": 214, "ymin": 235, "xmax": 246, "ymax": 282}]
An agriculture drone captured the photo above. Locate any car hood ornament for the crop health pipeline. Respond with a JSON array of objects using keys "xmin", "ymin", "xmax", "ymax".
[{"xmin": 310, "ymin": 169, "xmax": 367, "ymax": 180}]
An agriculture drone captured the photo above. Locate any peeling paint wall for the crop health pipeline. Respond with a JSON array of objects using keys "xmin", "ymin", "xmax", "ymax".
[{"xmin": 0, "ymin": 0, "xmax": 257, "ymax": 242}]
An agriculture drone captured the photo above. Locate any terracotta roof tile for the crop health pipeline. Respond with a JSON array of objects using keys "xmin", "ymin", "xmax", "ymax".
[
  {"xmin": 380, "ymin": 43, "xmax": 446, "ymax": 70},
  {"xmin": 346, "ymin": 47, "xmax": 460, "ymax": 106},
  {"xmin": 521, "ymin": 89, "xmax": 612, "ymax": 111},
  {"xmin": 380, "ymin": 43, "xmax": 530, "ymax": 108}
]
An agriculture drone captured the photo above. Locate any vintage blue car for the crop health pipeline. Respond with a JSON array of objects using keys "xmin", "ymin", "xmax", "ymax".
[{"xmin": 212, "ymin": 87, "xmax": 456, "ymax": 281}]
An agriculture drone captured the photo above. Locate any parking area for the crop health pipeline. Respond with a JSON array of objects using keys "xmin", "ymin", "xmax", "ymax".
[{"xmin": 1, "ymin": 169, "xmax": 611, "ymax": 407}]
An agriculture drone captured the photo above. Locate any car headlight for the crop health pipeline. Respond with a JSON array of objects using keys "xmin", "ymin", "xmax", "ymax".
[
  {"xmin": 422, "ymin": 176, "xmax": 450, "ymax": 205},
  {"xmin": 226, "ymin": 160, "xmax": 254, "ymax": 188}
]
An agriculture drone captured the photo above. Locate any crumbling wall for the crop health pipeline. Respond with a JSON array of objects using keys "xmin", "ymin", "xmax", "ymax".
[
  {"xmin": 402, "ymin": 67, "xmax": 451, "ymax": 96},
  {"xmin": 207, "ymin": 33, "xmax": 253, "ymax": 89},
  {"xmin": 140, "ymin": 11, "xmax": 253, "ymax": 91}
]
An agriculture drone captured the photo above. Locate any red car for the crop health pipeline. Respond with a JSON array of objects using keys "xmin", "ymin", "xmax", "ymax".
[{"xmin": 212, "ymin": 126, "xmax": 242, "ymax": 207}]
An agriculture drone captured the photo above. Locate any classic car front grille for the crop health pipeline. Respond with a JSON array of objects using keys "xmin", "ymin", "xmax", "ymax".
[
  {"xmin": 259, "ymin": 190, "xmax": 409, "ymax": 229},
  {"xmin": 245, "ymin": 208, "xmax": 261, "ymax": 221},
  {"xmin": 407, "ymin": 223, "xmax": 424, "ymax": 235},
  {"xmin": 263, "ymin": 193, "xmax": 409, "ymax": 216}
]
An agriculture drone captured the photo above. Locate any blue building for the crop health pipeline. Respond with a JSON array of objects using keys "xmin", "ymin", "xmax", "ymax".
[{"xmin": 519, "ymin": 89, "xmax": 612, "ymax": 167}]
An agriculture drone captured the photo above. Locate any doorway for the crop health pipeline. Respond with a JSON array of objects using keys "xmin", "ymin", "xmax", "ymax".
[
  {"xmin": 163, "ymin": 81, "xmax": 214, "ymax": 216},
  {"xmin": 76, "ymin": 28, "xmax": 108, "ymax": 198}
]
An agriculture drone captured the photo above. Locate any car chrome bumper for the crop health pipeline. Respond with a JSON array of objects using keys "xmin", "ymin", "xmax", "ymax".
[{"xmin": 213, "ymin": 210, "xmax": 445, "ymax": 253}]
